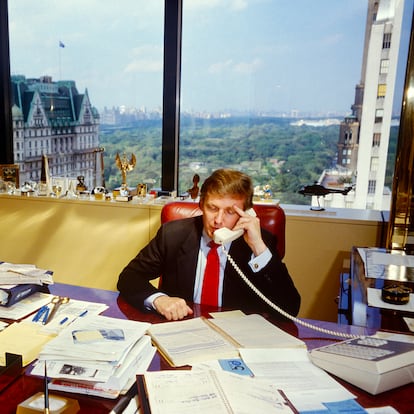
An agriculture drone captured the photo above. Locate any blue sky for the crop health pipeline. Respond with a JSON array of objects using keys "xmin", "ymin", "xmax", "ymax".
[{"xmin": 8, "ymin": 1, "xmax": 375, "ymax": 115}]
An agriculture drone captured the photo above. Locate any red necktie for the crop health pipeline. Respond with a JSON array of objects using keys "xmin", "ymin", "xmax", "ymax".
[{"xmin": 201, "ymin": 241, "xmax": 220, "ymax": 306}]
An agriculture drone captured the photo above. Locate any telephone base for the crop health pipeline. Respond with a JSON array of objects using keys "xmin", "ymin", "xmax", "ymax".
[{"xmin": 310, "ymin": 355, "xmax": 414, "ymax": 394}]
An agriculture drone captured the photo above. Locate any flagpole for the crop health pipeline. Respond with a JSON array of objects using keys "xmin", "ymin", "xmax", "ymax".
[
  {"xmin": 58, "ymin": 41, "xmax": 65, "ymax": 80},
  {"xmin": 58, "ymin": 46, "xmax": 61, "ymax": 80}
]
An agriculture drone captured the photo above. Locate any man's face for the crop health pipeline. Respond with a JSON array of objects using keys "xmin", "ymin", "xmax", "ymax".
[{"xmin": 200, "ymin": 195, "xmax": 246, "ymax": 239}]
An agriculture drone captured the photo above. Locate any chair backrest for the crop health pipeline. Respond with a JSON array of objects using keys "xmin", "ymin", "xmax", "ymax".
[{"xmin": 161, "ymin": 201, "xmax": 286, "ymax": 258}]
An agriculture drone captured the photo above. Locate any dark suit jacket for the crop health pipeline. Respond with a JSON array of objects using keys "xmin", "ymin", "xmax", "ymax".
[{"xmin": 117, "ymin": 216, "xmax": 301, "ymax": 319}]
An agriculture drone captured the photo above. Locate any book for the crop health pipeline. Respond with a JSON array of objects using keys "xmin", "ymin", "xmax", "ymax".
[
  {"xmin": 138, "ymin": 370, "xmax": 295, "ymax": 414},
  {"xmin": 147, "ymin": 314, "xmax": 305, "ymax": 367},
  {"xmin": 0, "ymin": 283, "xmax": 45, "ymax": 307}
]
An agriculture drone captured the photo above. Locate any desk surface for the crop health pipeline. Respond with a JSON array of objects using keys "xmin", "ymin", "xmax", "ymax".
[{"xmin": 1, "ymin": 283, "xmax": 414, "ymax": 413}]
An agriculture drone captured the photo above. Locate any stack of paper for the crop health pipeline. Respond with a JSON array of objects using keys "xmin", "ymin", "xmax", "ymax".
[
  {"xmin": 0, "ymin": 261, "xmax": 53, "ymax": 306},
  {"xmin": 0, "ymin": 261, "xmax": 53, "ymax": 285},
  {"xmin": 31, "ymin": 315, "xmax": 156, "ymax": 398}
]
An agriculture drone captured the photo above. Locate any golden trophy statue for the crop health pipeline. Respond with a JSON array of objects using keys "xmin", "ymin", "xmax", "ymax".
[{"xmin": 115, "ymin": 152, "xmax": 136, "ymax": 199}]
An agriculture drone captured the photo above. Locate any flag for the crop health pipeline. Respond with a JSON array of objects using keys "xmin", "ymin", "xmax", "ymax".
[{"xmin": 59, "ymin": 41, "xmax": 65, "ymax": 48}]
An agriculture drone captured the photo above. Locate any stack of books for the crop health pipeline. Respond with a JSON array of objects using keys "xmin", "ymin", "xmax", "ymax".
[
  {"xmin": 31, "ymin": 314, "xmax": 155, "ymax": 398},
  {"xmin": 0, "ymin": 261, "xmax": 53, "ymax": 306}
]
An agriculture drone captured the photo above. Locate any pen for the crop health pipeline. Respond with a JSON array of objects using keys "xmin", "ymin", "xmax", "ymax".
[
  {"xmin": 109, "ymin": 383, "xmax": 138, "ymax": 414},
  {"xmin": 32, "ymin": 305, "xmax": 48, "ymax": 322},
  {"xmin": 41, "ymin": 307, "xmax": 50, "ymax": 325},
  {"xmin": 44, "ymin": 362, "xmax": 49, "ymax": 414}
]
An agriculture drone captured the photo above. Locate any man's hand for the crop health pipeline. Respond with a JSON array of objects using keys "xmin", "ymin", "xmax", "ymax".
[
  {"xmin": 153, "ymin": 295, "xmax": 194, "ymax": 321},
  {"xmin": 233, "ymin": 205, "xmax": 267, "ymax": 256}
]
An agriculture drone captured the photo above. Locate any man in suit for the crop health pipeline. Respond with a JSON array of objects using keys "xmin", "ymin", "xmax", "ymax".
[{"xmin": 117, "ymin": 169, "xmax": 300, "ymax": 321}]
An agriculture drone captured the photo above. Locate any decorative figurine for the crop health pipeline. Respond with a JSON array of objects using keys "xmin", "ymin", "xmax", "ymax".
[
  {"xmin": 76, "ymin": 175, "xmax": 87, "ymax": 192},
  {"xmin": 137, "ymin": 183, "xmax": 147, "ymax": 197},
  {"xmin": 115, "ymin": 152, "xmax": 136, "ymax": 195},
  {"xmin": 188, "ymin": 174, "xmax": 200, "ymax": 200}
]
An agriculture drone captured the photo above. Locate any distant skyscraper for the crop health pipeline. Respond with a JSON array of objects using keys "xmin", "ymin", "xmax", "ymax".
[
  {"xmin": 11, "ymin": 75, "xmax": 103, "ymax": 190},
  {"xmin": 320, "ymin": 0, "xmax": 410, "ymax": 210}
]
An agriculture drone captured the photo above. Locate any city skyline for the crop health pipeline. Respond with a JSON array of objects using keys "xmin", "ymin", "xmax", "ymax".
[{"xmin": 9, "ymin": 1, "xmax": 372, "ymax": 114}]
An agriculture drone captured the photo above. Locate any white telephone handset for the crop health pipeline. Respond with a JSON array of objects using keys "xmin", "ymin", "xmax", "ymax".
[{"xmin": 213, "ymin": 208, "xmax": 257, "ymax": 244}]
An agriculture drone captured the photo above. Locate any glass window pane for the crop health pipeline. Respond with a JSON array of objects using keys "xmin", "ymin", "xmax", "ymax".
[
  {"xmin": 8, "ymin": 1, "xmax": 164, "ymax": 192},
  {"xmin": 180, "ymin": 0, "xmax": 412, "ymax": 210}
]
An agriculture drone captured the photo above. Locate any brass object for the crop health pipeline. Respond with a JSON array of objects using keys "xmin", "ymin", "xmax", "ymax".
[
  {"xmin": 115, "ymin": 153, "xmax": 136, "ymax": 195},
  {"xmin": 386, "ymin": 25, "xmax": 414, "ymax": 253},
  {"xmin": 0, "ymin": 164, "xmax": 19, "ymax": 188},
  {"xmin": 381, "ymin": 285, "xmax": 411, "ymax": 305},
  {"xmin": 76, "ymin": 176, "xmax": 87, "ymax": 192},
  {"xmin": 137, "ymin": 183, "xmax": 147, "ymax": 197}
]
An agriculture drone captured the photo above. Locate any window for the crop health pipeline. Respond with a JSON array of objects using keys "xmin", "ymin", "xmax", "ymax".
[
  {"xmin": 3, "ymin": 1, "xmax": 414, "ymax": 210},
  {"xmin": 179, "ymin": 1, "xmax": 378, "ymax": 204},
  {"xmin": 375, "ymin": 108, "xmax": 384, "ymax": 123},
  {"xmin": 373, "ymin": 133, "xmax": 381, "ymax": 147},
  {"xmin": 383, "ymin": 32, "xmax": 392, "ymax": 49},
  {"xmin": 380, "ymin": 59, "xmax": 390, "ymax": 74},
  {"xmin": 377, "ymin": 84, "xmax": 386, "ymax": 98},
  {"xmin": 370, "ymin": 157, "xmax": 379, "ymax": 172},
  {"xmin": 8, "ymin": 0, "xmax": 164, "ymax": 191},
  {"xmin": 368, "ymin": 180, "xmax": 376, "ymax": 193}
]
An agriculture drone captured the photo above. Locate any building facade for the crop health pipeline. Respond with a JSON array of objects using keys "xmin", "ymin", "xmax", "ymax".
[
  {"xmin": 319, "ymin": 0, "xmax": 410, "ymax": 210},
  {"xmin": 11, "ymin": 75, "xmax": 103, "ymax": 191}
]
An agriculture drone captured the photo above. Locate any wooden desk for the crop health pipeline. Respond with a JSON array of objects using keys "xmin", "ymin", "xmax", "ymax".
[{"xmin": 1, "ymin": 283, "xmax": 413, "ymax": 413}]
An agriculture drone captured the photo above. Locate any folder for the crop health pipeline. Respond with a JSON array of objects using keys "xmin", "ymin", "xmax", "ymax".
[{"xmin": 0, "ymin": 284, "xmax": 45, "ymax": 307}]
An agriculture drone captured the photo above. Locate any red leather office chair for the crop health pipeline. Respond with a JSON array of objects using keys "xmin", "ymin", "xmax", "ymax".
[{"xmin": 161, "ymin": 201, "xmax": 286, "ymax": 259}]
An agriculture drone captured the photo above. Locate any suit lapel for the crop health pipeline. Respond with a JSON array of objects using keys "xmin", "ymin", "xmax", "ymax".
[{"xmin": 175, "ymin": 216, "xmax": 203, "ymax": 299}]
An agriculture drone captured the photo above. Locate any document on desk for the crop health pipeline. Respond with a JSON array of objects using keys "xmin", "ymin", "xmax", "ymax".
[
  {"xmin": 148, "ymin": 313, "xmax": 303, "ymax": 367},
  {"xmin": 239, "ymin": 347, "xmax": 355, "ymax": 413},
  {"xmin": 0, "ymin": 261, "xmax": 54, "ymax": 285},
  {"xmin": 148, "ymin": 317, "xmax": 238, "ymax": 367},
  {"xmin": 141, "ymin": 370, "xmax": 295, "ymax": 414},
  {"xmin": 208, "ymin": 313, "xmax": 305, "ymax": 349},
  {"xmin": 0, "ymin": 321, "xmax": 55, "ymax": 366}
]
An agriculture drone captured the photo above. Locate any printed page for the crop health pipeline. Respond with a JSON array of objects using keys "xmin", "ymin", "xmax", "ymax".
[
  {"xmin": 38, "ymin": 315, "xmax": 150, "ymax": 364},
  {"xmin": 143, "ymin": 370, "xmax": 231, "ymax": 414},
  {"xmin": 209, "ymin": 314, "xmax": 305, "ymax": 349},
  {"xmin": 143, "ymin": 370, "xmax": 295, "ymax": 414},
  {"xmin": 239, "ymin": 348, "xmax": 355, "ymax": 412},
  {"xmin": 214, "ymin": 371, "xmax": 295, "ymax": 414},
  {"xmin": 148, "ymin": 317, "xmax": 238, "ymax": 367}
]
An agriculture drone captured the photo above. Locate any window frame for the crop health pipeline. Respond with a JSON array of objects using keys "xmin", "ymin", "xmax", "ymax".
[{"xmin": 1, "ymin": 0, "xmax": 414, "ymax": 204}]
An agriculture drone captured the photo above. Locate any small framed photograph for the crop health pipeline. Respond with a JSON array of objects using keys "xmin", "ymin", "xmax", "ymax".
[{"xmin": 0, "ymin": 164, "xmax": 19, "ymax": 187}]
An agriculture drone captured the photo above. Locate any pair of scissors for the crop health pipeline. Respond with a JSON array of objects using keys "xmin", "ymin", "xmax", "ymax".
[{"xmin": 43, "ymin": 296, "xmax": 70, "ymax": 325}]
